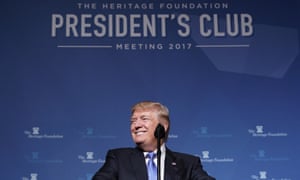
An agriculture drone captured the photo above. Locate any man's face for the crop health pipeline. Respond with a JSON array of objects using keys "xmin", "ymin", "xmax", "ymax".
[{"xmin": 130, "ymin": 109, "xmax": 160, "ymax": 151}]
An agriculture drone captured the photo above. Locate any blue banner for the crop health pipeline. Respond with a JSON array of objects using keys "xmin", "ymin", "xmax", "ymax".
[{"xmin": 1, "ymin": 0, "xmax": 299, "ymax": 179}]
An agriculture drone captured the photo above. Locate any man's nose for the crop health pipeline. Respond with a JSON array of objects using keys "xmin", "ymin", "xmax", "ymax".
[{"xmin": 133, "ymin": 119, "xmax": 143, "ymax": 128}]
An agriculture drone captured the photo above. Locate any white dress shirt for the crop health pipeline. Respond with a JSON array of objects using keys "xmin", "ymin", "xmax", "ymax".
[{"xmin": 144, "ymin": 143, "xmax": 166, "ymax": 180}]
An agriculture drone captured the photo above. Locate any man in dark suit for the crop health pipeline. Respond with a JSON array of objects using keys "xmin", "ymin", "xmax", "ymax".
[{"xmin": 92, "ymin": 101, "xmax": 215, "ymax": 180}]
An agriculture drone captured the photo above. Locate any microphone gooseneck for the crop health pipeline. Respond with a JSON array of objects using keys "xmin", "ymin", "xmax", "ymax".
[{"xmin": 154, "ymin": 124, "xmax": 165, "ymax": 180}]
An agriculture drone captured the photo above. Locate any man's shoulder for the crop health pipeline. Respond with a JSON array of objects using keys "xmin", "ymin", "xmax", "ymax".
[
  {"xmin": 105, "ymin": 147, "xmax": 144, "ymax": 162},
  {"xmin": 108, "ymin": 147, "xmax": 139, "ymax": 155}
]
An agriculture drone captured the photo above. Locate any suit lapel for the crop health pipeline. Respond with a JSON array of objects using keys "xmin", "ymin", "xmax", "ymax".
[
  {"xmin": 164, "ymin": 148, "xmax": 183, "ymax": 180},
  {"xmin": 130, "ymin": 148, "xmax": 148, "ymax": 180},
  {"xmin": 128, "ymin": 148, "xmax": 185, "ymax": 180}
]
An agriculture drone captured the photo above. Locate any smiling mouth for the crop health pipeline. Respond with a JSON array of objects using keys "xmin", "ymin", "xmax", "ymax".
[{"xmin": 135, "ymin": 131, "xmax": 146, "ymax": 135}]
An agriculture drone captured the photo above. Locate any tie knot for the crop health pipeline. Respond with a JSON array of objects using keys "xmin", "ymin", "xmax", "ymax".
[{"xmin": 146, "ymin": 152, "xmax": 156, "ymax": 160}]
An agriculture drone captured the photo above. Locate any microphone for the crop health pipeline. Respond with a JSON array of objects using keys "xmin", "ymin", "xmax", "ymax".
[
  {"xmin": 154, "ymin": 124, "xmax": 165, "ymax": 180},
  {"xmin": 154, "ymin": 124, "xmax": 165, "ymax": 139}
]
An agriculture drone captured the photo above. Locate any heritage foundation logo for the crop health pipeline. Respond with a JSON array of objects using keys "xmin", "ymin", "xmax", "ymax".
[
  {"xmin": 22, "ymin": 173, "xmax": 38, "ymax": 180},
  {"xmin": 248, "ymin": 125, "xmax": 288, "ymax": 137},
  {"xmin": 196, "ymin": 150, "xmax": 234, "ymax": 163},
  {"xmin": 78, "ymin": 151, "xmax": 105, "ymax": 164},
  {"xmin": 24, "ymin": 127, "xmax": 64, "ymax": 139},
  {"xmin": 192, "ymin": 126, "xmax": 233, "ymax": 138},
  {"xmin": 25, "ymin": 152, "xmax": 63, "ymax": 164},
  {"xmin": 251, "ymin": 171, "xmax": 292, "ymax": 180},
  {"xmin": 250, "ymin": 149, "xmax": 289, "ymax": 162},
  {"xmin": 80, "ymin": 127, "xmax": 117, "ymax": 139}
]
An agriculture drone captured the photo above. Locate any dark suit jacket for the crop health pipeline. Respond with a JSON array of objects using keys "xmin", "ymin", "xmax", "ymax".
[{"xmin": 92, "ymin": 147, "xmax": 215, "ymax": 180}]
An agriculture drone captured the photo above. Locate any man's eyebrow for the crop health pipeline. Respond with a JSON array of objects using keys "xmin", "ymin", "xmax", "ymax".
[{"xmin": 131, "ymin": 115, "xmax": 150, "ymax": 119}]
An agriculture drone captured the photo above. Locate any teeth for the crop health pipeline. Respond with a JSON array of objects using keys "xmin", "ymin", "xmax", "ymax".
[{"xmin": 136, "ymin": 131, "xmax": 145, "ymax": 135}]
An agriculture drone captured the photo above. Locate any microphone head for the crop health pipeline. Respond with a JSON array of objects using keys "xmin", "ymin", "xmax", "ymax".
[{"xmin": 154, "ymin": 124, "xmax": 165, "ymax": 139}]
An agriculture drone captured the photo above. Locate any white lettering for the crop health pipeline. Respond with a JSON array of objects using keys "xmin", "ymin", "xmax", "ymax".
[
  {"xmin": 241, "ymin": 13, "xmax": 253, "ymax": 36},
  {"xmin": 66, "ymin": 14, "xmax": 79, "ymax": 37},
  {"xmin": 177, "ymin": 14, "xmax": 190, "ymax": 37},
  {"xmin": 81, "ymin": 14, "xmax": 92, "ymax": 37},
  {"xmin": 51, "ymin": 14, "xmax": 64, "ymax": 37}
]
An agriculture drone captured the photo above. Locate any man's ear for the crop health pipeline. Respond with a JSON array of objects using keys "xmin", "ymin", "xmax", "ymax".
[{"xmin": 161, "ymin": 121, "xmax": 169, "ymax": 133}]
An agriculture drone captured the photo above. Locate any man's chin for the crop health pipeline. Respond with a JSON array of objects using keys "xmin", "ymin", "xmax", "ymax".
[
  {"xmin": 135, "ymin": 142, "xmax": 142, "ymax": 145},
  {"xmin": 133, "ymin": 139, "xmax": 144, "ymax": 145},
  {"xmin": 135, "ymin": 142, "xmax": 156, "ymax": 152}
]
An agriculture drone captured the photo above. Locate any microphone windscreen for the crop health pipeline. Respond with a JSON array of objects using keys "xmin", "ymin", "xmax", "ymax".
[{"xmin": 154, "ymin": 124, "xmax": 165, "ymax": 139}]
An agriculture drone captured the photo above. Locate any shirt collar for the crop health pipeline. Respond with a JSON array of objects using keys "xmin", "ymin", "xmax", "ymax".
[{"xmin": 143, "ymin": 143, "xmax": 166, "ymax": 157}]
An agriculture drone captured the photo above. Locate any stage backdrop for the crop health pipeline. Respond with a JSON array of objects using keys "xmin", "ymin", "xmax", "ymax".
[{"xmin": 1, "ymin": 0, "xmax": 300, "ymax": 180}]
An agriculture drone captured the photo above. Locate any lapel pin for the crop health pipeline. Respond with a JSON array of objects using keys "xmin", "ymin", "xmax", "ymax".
[{"xmin": 171, "ymin": 162, "xmax": 176, "ymax": 166}]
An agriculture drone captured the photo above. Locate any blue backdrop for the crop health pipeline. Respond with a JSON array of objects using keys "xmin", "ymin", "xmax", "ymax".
[{"xmin": 1, "ymin": 0, "xmax": 299, "ymax": 180}]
